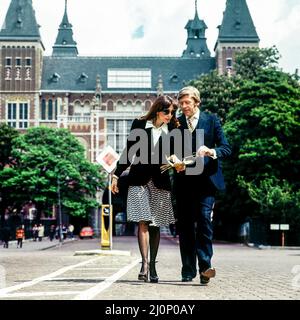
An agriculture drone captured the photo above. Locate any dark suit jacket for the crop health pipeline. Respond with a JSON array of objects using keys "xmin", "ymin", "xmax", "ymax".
[
  {"xmin": 114, "ymin": 118, "xmax": 176, "ymax": 191},
  {"xmin": 175, "ymin": 111, "xmax": 231, "ymax": 191}
]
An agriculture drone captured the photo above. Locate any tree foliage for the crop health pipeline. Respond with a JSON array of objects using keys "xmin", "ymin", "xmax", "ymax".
[
  {"xmin": 190, "ymin": 71, "xmax": 236, "ymax": 123},
  {"xmin": 189, "ymin": 47, "xmax": 300, "ymax": 242},
  {"xmin": 0, "ymin": 124, "xmax": 19, "ymax": 169},
  {"xmin": 235, "ymin": 46, "xmax": 281, "ymax": 79},
  {"xmin": 0, "ymin": 127, "xmax": 106, "ymax": 218},
  {"xmin": 224, "ymin": 58, "xmax": 300, "ymax": 228}
]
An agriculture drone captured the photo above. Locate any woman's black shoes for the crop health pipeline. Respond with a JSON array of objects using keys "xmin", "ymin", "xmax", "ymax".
[
  {"xmin": 138, "ymin": 261, "xmax": 159, "ymax": 283},
  {"xmin": 149, "ymin": 262, "xmax": 159, "ymax": 283},
  {"xmin": 138, "ymin": 263, "xmax": 149, "ymax": 282}
]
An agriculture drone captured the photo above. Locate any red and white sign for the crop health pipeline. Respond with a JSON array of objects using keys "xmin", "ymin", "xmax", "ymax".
[{"xmin": 96, "ymin": 146, "xmax": 120, "ymax": 173}]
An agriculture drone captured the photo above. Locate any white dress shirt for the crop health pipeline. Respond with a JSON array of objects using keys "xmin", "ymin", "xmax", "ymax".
[
  {"xmin": 145, "ymin": 120, "xmax": 169, "ymax": 147},
  {"xmin": 186, "ymin": 109, "xmax": 217, "ymax": 160}
]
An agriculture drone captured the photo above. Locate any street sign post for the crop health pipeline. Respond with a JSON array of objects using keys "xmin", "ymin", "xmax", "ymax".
[{"xmin": 96, "ymin": 146, "xmax": 120, "ymax": 250}]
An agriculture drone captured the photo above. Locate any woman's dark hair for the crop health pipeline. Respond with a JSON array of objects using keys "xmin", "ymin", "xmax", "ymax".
[{"xmin": 140, "ymin": 95, "xmax": 179, "ymax": 128}]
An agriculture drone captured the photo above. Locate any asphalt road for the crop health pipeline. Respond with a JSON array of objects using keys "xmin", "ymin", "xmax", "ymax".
[{"xmin": 0, "ymin": 235, "xmax": 300, "ymax": 301}]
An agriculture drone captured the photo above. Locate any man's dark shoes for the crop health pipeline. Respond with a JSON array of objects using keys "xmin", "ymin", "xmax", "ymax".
[
  {"xmin": 200, "ymin": 268, "xmax": 216, "ymax": 285},
  {"xmin": 181, "ymin": 276, "xmax": 193, "ymax": 282}
]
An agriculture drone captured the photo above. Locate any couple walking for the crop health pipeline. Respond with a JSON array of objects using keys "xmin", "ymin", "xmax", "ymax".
[{"xmin": 112, "ymin": 86, "xmax": 231, "ymax": 285}]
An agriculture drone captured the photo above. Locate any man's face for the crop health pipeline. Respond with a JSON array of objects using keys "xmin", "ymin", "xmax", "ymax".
[{"xmin": 179, "ymin": 94, "xmax": 199, "ymax": 118}]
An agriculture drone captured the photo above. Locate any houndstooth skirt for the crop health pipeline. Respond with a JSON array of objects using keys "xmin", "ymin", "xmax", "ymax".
[{"xmin": 127, "ymin": 179, "xmax": 175, "ymax": 227}]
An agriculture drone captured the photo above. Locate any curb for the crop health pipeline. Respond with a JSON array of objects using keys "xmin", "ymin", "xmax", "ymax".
[
  {"xmin": 40, "ymin": 238, "xmax": 78, "ymax": 251},
  {"xmin": 74, "ymin": 249, "xmax": 131, "ymax": 256}
]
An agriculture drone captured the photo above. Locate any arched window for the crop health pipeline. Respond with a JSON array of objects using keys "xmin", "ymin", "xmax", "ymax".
[
  {"xmin": 74, "ymin": 101, "xmax": 82, "ymax": 116},
  {"xmin": 41, "ymin": 99, "xmax": 46, "ymax": 120},
  {"xmin": 48, "ymin": 99, "xmax": 53, "ymax": 120},
  {"xmin": 145, "ymin": 100, "xmax": 152, "ymax": 111},
  {"xmin": 83, "ymin": 101, "xmax": 91, "ymax": 115},
  {"xmin": 107, "ymin": 100, "xmax": 114, "ymax": 111}
]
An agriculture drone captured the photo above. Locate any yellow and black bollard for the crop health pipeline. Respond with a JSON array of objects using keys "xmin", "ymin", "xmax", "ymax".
[{"xmin": 101, "ymin": 204, "xmax": 113, "ymax": 250}]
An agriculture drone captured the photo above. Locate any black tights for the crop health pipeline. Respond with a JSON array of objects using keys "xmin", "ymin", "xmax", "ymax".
[{"xmin": 138, "ymin": 222, "xmax": 160, "ymax": 269}]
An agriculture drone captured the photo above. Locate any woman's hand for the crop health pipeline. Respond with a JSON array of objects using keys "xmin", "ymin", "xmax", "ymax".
[
  {"xmin": 174, "ymin": 162, "xmax": 186, "ymax": 172},
  {"xmin": 111, "ymin": 176, "xmax": 119, "ymax": 194}
]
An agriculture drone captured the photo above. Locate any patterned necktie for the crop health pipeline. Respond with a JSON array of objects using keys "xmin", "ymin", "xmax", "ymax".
[{"xmin": 187, "ymin": 117, "xmax": 194, "ymax": 133}]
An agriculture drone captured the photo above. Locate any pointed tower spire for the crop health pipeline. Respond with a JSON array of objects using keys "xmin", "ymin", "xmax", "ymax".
[
  {"xmin": 182, "ymin": 0, "xmax": 211, "ymax": 58},
  {"xmin": 216, "ymin": 0, "xmax": 260, "ymax": 43},
  {"xmin": 52, "ymin": 0, "xmax": 78, "ymax": 56},
  {"xmin": 215, "ymin": 0, "xmax": 260, "ymax": 75},
  {"xmin": 0, "ymin": 0, "xmax": 43, "ymax": 46}
]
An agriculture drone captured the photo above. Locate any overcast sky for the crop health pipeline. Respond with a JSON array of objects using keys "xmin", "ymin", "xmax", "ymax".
[{"xmin": 1, "ymin": 0, "xmax": 299, "ymax": 74}]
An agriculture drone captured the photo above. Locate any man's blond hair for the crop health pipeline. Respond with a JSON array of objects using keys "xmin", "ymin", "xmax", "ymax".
[{"xmin": 178, "ymin": 86, "xmax": 201, "ymax": 104}]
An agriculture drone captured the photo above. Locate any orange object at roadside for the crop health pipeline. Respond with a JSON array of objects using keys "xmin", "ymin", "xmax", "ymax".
[{"xmin": 16, "ymin": 229, "xmax": 25, "ymax": 239}]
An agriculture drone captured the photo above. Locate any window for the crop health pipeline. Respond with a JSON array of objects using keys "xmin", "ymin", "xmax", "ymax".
[
  {"xmin": 107, "ymin": 69, "xmax": 151, "ymax": 88},
  {"xmin": 226, "ymin": 58, "xmax": 233, "ymax": 68},
  {"xmin": 26, "ymin": 58, "xmax": 31, "ymax": 66},
  {"xmin": 5, "ymin": 58, "xmax": 12, "ymax": 66},
  {"xmin": 41, "ymin": 99, "xmax": 46, "ymax": 120},
  {"xmin": 48, "ymin": 99, "xmax": 53, "ymax": 120},
  {"xmin": 41, "ymin": 99, "xmax": 57, "ymax": 121},
  {"xmin": 16, "ymin": 58, "xmax": 21, "ymax": 66},
  {"xmin": 106, "ymin": 119, "xmax": 134, "ymax": 154},
  {"xmin": 7, "ymin": 102, "xmax": 29, "ymax": 129}
]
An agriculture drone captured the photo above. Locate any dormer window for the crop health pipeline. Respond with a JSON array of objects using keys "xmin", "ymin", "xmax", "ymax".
[
  {"xmin": 170, "ymin": 74, "xmax": 179, "ymax": 83},
  {"xmin": 50, "ymin": 73, "xmax": 61, "ymax": 83},
  {"xmin": 78, "ymin": 73, "xmax": 88, "ymax": 83}
]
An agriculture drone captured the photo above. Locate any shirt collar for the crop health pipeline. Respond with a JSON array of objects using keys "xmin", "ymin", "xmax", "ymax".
[
  {"xmin": 186, "ymin": 108, "xmax": 200, "ymax": 121},
  {"xmin": 145, "ymin": 121, "xmax": 169, "ymax": 134}
]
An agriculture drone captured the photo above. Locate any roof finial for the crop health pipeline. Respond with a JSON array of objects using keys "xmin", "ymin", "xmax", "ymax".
[
  {"xmin": 195, "ymin": 0, "xmax": 198, "ymax": 15},
  {"xmin": 65, "ymin": 0, "xmax": 68, "ymax": 13}
]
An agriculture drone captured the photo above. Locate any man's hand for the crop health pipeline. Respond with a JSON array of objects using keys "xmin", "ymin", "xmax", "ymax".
[{"xmin": 197, "ymin": 146, "xmax": 215, "ymax": 158}]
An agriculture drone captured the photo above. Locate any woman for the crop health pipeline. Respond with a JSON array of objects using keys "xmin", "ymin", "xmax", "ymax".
[{"xmin": 111, "ymin": 95, "xmax": 178, "ymax": 283}]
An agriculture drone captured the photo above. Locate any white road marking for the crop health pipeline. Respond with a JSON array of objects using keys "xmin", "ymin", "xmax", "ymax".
[
  {"xmin": 73, "ymin": 258, "xmax": 140, "ymax": 300},
  {"xmin": 75, "ymin": 268, "xmax": 120, "ymax": 270},
  {"xmin": 0, "ymin": 257, "xmax": 104, "ymax": 296},
  {"xmin": 1, "ymin": 291, "xmax": 82, "ymax": 298}
]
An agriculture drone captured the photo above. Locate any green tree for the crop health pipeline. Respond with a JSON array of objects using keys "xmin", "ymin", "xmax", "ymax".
[
  {"xmin": 235, "ymin": 46, "xmax": 281, "ymax": 79},
  {"xmin": 0, "ymin": 127, "xmax": 106, "ymax": 220},
  {"xmin": 190, "ymin": 71, "xmax": 236, "ymax": 122},
  {"xmin": 0, "ymin": 124, "xmax": 19, "ymax": 225},
  {"xmin": 0, "ymin": 124, "xmax": 19, "ymax": 169},
  {"xmin": 224, "ymin": 67, "xmax": 300, "ymax": 233}
]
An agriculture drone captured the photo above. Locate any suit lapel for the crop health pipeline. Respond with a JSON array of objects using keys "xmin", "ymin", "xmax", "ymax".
[{"xmin": 196, "ymin": 111, "xmax": 209, "ymax": 131}]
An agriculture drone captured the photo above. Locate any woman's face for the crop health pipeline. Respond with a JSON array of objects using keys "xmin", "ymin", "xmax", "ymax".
[{"xmin": 156, "ymin": 104, "xmax": 175, "ymax": 124}]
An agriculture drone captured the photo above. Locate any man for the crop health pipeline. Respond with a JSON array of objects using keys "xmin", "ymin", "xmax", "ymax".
[
  {"xmin": 174, "ymin": 86, "xmax": 231, "ymax": 285},
  {"xmin": 16, "ymin": 225, "xmax": 25, "ymax": 248}
]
